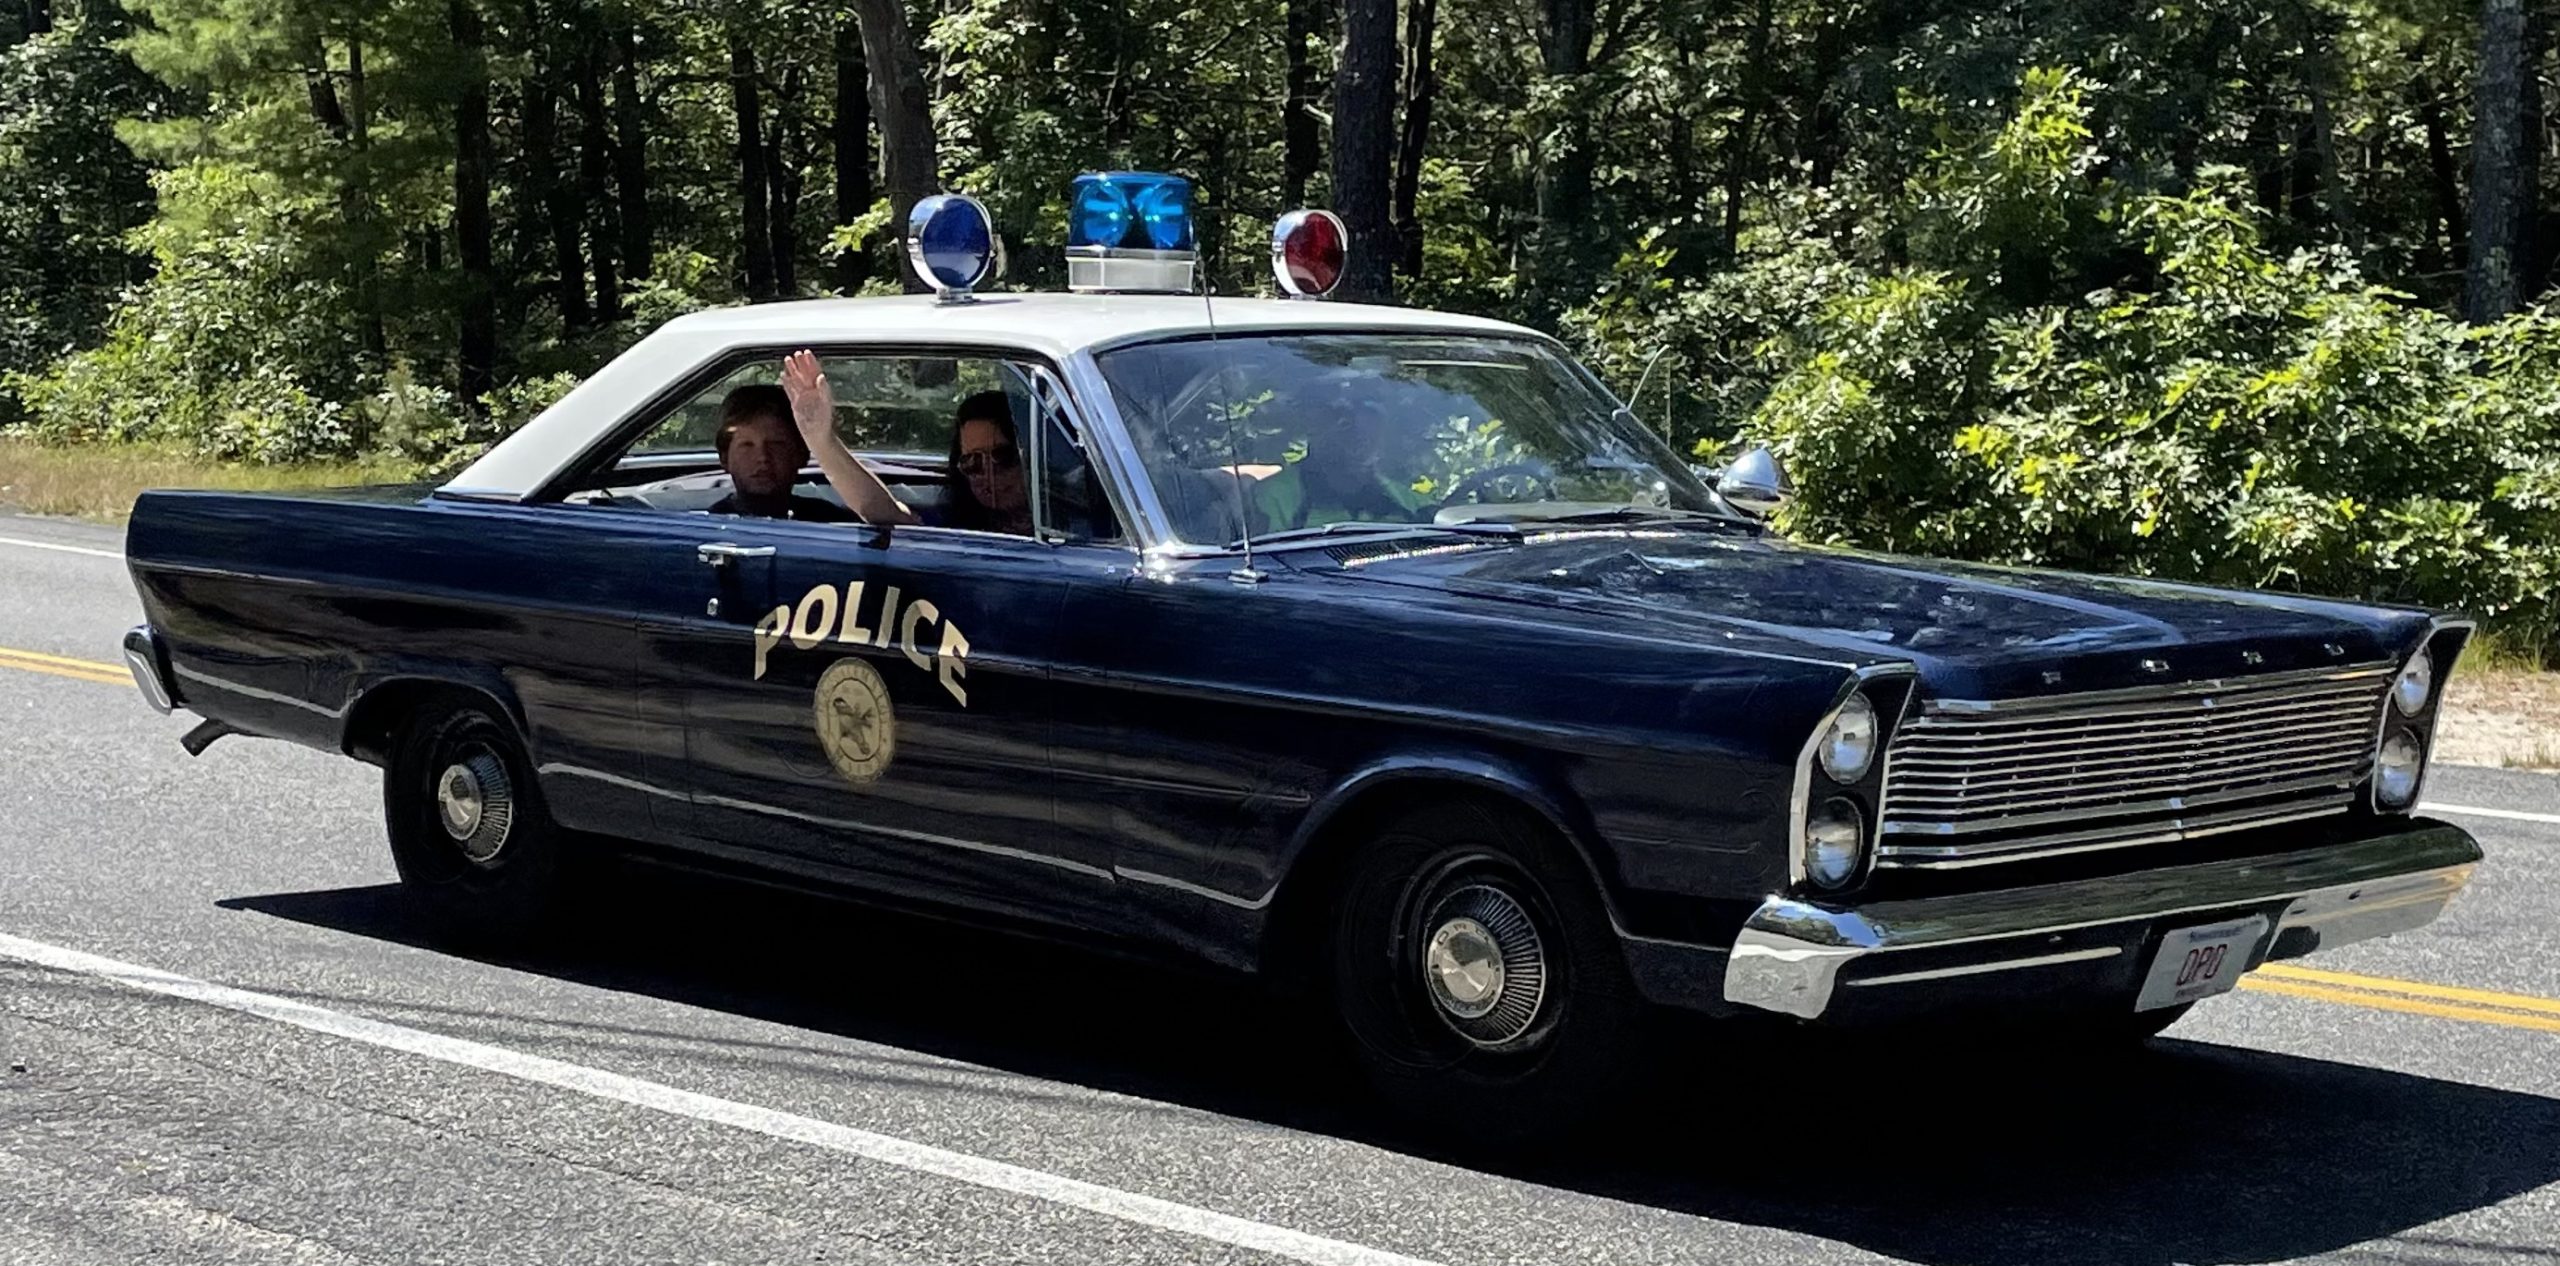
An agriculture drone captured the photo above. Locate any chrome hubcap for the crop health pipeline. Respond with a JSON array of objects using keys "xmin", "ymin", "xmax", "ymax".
[
  {"xmin": 434, "ymin": 751, "xmax": 513, "ymax": 864},
  {"xmin": 437, "ymin": 764, "xmax": 484, "ymax": 839},
  {"xmin": 1418, "ymin": 885, "xmax": 1547, "ymax": 1048},
  {"xmin": 1425, "ymin": 918, "xmax": 1505, "ymax": 1018}
]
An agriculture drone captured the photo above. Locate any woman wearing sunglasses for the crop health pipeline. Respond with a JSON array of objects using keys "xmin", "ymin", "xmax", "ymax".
[{"xmin": 942, "ymin": 389, "xmax": 1033, "ymax": 536}]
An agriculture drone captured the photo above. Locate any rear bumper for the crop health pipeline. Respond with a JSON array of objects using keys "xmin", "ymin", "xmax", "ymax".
[
  {"xmin": 1709, "ymin": 818, "xmax": 2481, "ymax": 1021},
  {"xmin": 122, "ymin": 624, "xmax": 178, "ymax": 714}
]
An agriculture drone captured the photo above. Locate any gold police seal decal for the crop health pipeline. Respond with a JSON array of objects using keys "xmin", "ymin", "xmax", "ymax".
[{"xmin": 813, "ymin": 657, "xmax": 895, "ymax": 785}]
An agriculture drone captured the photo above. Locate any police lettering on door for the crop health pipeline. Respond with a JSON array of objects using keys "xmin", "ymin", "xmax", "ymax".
[{"xmin": 751, "ymin": 580, "xmax": 971, "ymax": 705}]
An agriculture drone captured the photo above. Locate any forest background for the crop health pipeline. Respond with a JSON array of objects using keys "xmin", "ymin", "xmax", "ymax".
[{"xmin": 5, "ymin": 0, "xmax": 2560, "ymax": 669}]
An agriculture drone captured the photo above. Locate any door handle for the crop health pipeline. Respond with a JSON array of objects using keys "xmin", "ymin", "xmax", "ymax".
[{"xmin": 696, "ymin": 541, "xmax": 777, "ymax": 566}]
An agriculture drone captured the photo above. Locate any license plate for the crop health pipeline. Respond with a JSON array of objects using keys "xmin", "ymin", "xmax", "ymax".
[{"xmin": 2135, "ymin": 916, "xmax": 2268, "ymax": 1011}]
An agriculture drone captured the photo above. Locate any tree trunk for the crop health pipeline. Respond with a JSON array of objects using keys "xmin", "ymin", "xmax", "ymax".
[
  {"xmin": 2468, "ymin": 0, "xmax": 2537, "ymax": 321},
  {"xmin": 450, "ymin": 0, "xmax": 496, "ymax": 412},
  {"xmin": 575, "ymin": 34, "xmax": 622, "ymax": 320},
  {"xmin": 2423, "ymin": 71, "xmax": 2469, "ymax": 264},
  {"xmin": 1526, "ymin": 0, "xmax": 1595, "ymax": 313},
  {"xmin": 1390, "ymin": 0, "xmax": 1437, "ymax": 279},
  {"xmin": 344, "ymin": 34, "xmax": 386, "ymax": 370},
  {"xmin": 1724, "ymin": 0, "xmax": 1774, "ymax": 254},
  {"xmin": 831, "ymin": 19, "xmax": 871, "ymax": 291},
  {"xmin": 521, "ymin": 51, "xmax": 589, "ymax": 326},
  {"xmin": 847, "ymin": 0, "xmax": 937, "ymax": 292},
  {"xmin": 1282, "ymin": 0, "xmax": 1323, "ymax": 208},
  {"xmin": 1331, "ymin": 0, "xmax": 1395, "ymax": 301},
  {"xmin": 730, "ymin": 30, "xmax": 776, "ymax": 300},
  {"xmin": 611, "ymin": 18, "xmax": 651, "ymax": 280},
  {"xmin": 768, "ymin": 61, "xmax": 804, "ymax": 296},
  {"xmin": 1800, "ymin": 11, "xmax": 1844, "ymax": 188}
]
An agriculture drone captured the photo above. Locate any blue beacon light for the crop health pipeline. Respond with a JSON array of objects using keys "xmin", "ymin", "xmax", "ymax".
[
  {"xmin": 1066, "ymin": 171, "xmax": 1198, "ymax": 293},
  {"xmin": 905, "ymin": 193, "xmax": 1002, "ymax": 302}
]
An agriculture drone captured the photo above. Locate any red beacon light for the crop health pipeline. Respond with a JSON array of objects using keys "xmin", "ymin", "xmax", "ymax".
[{"xmin": 1271, "ymin": 209, "xmax": 1347, "ymax": 298}]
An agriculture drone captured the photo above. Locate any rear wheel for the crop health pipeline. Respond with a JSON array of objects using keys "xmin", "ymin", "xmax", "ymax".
[
  {"xmin": 383, "ymin": 699, "xmax": 577, "ymax": 947},
  {"xmin": 1326, "ymin": 800, "xmax": 1646, "ymax": 1144}
]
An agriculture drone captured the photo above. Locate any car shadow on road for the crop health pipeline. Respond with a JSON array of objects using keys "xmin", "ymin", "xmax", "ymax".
[{"xmin": 222, "ymin": 865, "xmax": 2560, "ymax": 1266}]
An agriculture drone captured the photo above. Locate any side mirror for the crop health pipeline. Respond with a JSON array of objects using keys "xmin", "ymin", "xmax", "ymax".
[{"xmin": 1716, "ymin": 445, "xmax": 1790, "ymax": 518}]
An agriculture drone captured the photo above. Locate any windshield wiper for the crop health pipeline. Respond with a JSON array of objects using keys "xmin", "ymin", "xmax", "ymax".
[
  {"xmin": 1228, "ymin": 520, "xmax": 1520, "ymax": 550},
  {"xmin": 1503, "ymin": 505, "xmax": 1753, "ymax": 530}
]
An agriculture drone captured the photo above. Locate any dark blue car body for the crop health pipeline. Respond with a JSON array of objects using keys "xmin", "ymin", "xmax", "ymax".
[{"xmin": 114, "ymin": 295, "xmax": 2484, "ymax": 1093}]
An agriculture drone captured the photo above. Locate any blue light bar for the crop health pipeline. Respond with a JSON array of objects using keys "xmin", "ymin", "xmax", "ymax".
[{"xmin": 1069, "ymin": 172, "xmax": 1195, "ymax": 251}]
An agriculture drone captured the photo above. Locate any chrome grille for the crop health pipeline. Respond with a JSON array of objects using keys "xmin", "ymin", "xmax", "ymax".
[{"xmin": 1877, "ymin": 666, "xmax": 2390, "ymax": 868}]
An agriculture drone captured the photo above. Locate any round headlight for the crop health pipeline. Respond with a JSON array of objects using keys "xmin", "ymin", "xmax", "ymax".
[
  {"xmin": 1805, "ymin": 797, "xmax": 1866, "ymax": 889},
  {"xmin": 2376, "ymin": 730, "xmax": 2424, "ymax": 808},
  {"xmin": 2393, "ymin": 648, "xmax": 2434, "ymax": 716},
  {"xmin": 1819, "ymin": 694, "xmax": 1879, "ymax": 783}
]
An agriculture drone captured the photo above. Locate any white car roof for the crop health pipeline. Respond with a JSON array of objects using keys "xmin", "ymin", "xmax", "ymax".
[{"xmin": 440, "ymin": 292, "xmax": 1551, "ymax": 500}]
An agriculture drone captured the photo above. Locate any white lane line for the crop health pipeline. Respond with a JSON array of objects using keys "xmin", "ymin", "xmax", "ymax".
[
  {"xmin": 2423, "ymin": 801, "xmax": 2560, "ymax": 827},
  {"xmin": 0, "ymin": 533, "xmax": 121, "ymax": 561},
  {"xmin": 0, "ymin": 931, "xmax": 1442, "ymax": 1266}
]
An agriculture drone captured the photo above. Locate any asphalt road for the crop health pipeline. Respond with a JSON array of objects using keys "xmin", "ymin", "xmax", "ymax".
[{"xmin": 3, "ymin": 509, "xmax": 2558, "ymax": 1266}]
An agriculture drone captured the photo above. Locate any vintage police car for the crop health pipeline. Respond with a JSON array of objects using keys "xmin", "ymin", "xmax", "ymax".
[{"xmin": 119, "ymin": 175, "xmax": 2483, "ymax": 1135}]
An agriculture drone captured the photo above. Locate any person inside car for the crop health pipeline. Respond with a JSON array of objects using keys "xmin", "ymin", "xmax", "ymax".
[
  {"xmin": 705, "ymin": 383, "xmax": 861, "ymax": 521},
  {"xmin": 777, "ymin": 349, "xmax": 923, "ymax": 526},
  {"xmin": 1248, "ymin": 395, "xmax": 1432, "ymax": 531},
  {"xmin": 940, "ymin": 390, "xmax": 1034, "ymax": 536}
]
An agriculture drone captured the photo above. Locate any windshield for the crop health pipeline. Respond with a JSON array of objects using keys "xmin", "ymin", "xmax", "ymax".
[{"xmin": 1091, "ymin": 333, "xmax": 1721, "ymax": 546}]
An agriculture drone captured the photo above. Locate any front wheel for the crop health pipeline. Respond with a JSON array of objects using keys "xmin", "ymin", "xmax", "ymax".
[
  {"xmin": 383, "ymin": 699, "xmax": 578, "ymax": 947},
  {"xmin": 1327, "ymin": 801, "xmax": 1647, "ymax": 1144}
]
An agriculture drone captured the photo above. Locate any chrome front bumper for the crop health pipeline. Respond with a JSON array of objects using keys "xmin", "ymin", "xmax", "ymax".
[{"xmin": 1722, "ymin": 821, "xmax": 2482, "ymax": 1020}]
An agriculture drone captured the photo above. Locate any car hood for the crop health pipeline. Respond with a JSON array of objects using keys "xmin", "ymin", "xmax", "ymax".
[{"xmin": 1319, "ymin": 529, "xmax": 2431, "ymax": 699}]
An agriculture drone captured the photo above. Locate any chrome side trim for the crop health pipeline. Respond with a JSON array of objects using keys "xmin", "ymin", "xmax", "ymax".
[
  {"xmin": 1844, "ymin": 946, "xmax": 2122, "ymax": 989},
  {"xmin": 1722, "ymin": 821, "xmax": 2481, "ymax": 1020}
]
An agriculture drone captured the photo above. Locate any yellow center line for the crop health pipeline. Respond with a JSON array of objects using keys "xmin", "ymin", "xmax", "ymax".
[
  {"xmin": 2240, "ymin": 976, "xmax": 2560, "ymax": 1035},
  {"xmin": 0, "ymin": 647, "xmax": 127, "ymax": 686},
  {"xmin": 0, "ymin": 644, "xmax": 123, "ymax": 672},
  {"xmin": 2253, "ymin": 961, "xmax": 2560, "ymax": 1018}
]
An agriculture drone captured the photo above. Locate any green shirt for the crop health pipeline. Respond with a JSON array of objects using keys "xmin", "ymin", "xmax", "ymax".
[{"xmin": 1248, "ymin": 463, "xmax": 1435, "ymax": 532}]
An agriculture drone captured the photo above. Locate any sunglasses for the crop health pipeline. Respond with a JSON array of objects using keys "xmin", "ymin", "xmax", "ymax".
[{"xmin": 957, "ymin": 443, "xmax": 1020, "ymax": 477}]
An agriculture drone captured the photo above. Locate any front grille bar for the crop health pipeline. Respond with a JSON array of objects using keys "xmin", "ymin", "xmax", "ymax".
[{"xmin": 1875, "ymin": 665, "xmax": 2390, "ymax": 867}]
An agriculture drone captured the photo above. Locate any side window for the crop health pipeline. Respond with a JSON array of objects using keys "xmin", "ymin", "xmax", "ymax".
[
  {"xmin": 1024, "ymin": 373, "xmax": 1126, "ymax": 546},
  {"xmin": 562, "ymin": 347, "xmax": 1126, "ymax": 546}
]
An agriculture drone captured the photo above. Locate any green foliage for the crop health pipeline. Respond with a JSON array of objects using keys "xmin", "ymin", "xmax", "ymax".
[
  {"xmin": 6, "ymin": 0, "xmax": 2556, "ymax": 655},
  {"xmin": 1747, "ymin": 71, "xmax": 2560, "ymax": 656},
  {"xmin": 0, "ymin": 4, "xmax": 169, "ymax": 420}
]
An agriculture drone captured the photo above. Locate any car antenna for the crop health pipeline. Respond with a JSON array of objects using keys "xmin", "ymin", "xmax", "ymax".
[{"xmin": 1209, "ymin": 245, "xmax": 1263, "ymax": 586}]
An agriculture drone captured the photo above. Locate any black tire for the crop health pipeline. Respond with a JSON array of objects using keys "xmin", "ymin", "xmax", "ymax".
[
  {"xmin": 1326, "ymin": 799, "xmax": 1647, "ymax": 1145},
  {"xmin": 383, "ymin": 698, "xmax": 577, "ymax": 948}
]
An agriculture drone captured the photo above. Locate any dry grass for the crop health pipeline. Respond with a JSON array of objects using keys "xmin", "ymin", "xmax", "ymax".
[
  {"xmin": 0, "ymin": 438, "xmax": 406, "ymax": 522},
  {"xmin": 2438, "ymin": 665, "xmax": 2560, "ymax": 772}
]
